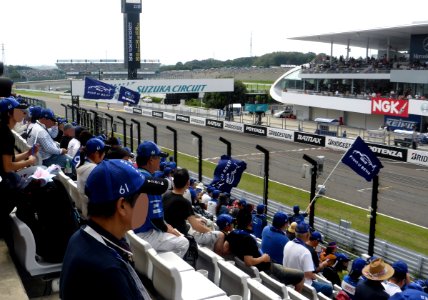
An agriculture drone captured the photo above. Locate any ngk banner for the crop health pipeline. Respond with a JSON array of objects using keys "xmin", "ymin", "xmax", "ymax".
[{"xmin": 371, "ymin": 98, "xmax": 409, "ymax": 117}]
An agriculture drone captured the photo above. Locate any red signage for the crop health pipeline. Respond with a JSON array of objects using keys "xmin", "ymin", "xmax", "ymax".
[{"xmin": 371, "ymin": 98, "xmax": 409, "ymax": 117}]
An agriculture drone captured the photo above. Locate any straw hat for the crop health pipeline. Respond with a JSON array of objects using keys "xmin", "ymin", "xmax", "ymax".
[
  {"xmin": 287, "ymin": 222, "xmax": 298, "ymax": 233},
  {"xmin": 362, "ymin": 258, "xmax": 394, "ymax": 281}
]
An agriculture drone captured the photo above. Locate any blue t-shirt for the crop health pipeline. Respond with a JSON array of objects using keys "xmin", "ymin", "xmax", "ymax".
[
  {"xmin": 252, "ymin": 214, "xmax": 267, "ymax": 239},
  {"xmin": 342, "ymin": 275, "xmax": 361, "ymax": 300},
  {"xmin": 261, "ymin": 225, "xmax": 289, "ymax": 264},
  {"xmin": 134, "ymin": 168, "xmax": 165, "ymax": 233},
  {"xmin": 290, "ymin": 212, "xmax": 308, "ymax": 224},
  {"xmin": 60, "ymin": 225, "xmax": 147, "ymax": 300}
]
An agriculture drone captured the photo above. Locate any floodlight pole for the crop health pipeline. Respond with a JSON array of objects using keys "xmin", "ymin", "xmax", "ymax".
[
  {"xmin": 303, "ymin": 154, "xmax": 318, "ymax": 229},
  {"xmin": 191, "ymin": 131, "xmax": 203, "ymax": 182},
  {"xmin": 256, "ymin": 144, "xmax": 269, "ymax": 212},
  {"xmin": 368, "ymin": 175, "xmax": 379, "ymax": 257},
  {"xmin": 166, "ymin": 126, "xmax": 178, "ymax": 164}
]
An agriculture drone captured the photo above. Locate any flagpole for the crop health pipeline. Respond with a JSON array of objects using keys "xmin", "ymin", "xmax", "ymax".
[
  {"xmin": 368, "ymin": 174, "xmax": 379, "ymax": 256},
  {"xmin": 304, "ymin": 150, "xmax": 348, "ymax": 213}
]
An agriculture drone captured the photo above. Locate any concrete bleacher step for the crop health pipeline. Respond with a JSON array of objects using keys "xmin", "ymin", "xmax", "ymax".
[{"xmin": 0, "ymin": 239, "xmax": 29, "ymax": 300}]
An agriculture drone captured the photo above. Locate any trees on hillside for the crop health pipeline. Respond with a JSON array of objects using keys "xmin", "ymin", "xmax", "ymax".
[{"xmin": 203, "ymin": 80, "xmax": 248, "ymax": 109}]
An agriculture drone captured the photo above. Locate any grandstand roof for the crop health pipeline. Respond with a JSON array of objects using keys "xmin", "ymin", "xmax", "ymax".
[{"xmin": 288, "ymin": 21, "xmax": 428, "ymax": 51}]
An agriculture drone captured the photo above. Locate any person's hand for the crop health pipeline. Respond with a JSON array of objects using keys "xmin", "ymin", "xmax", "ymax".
[
  {"xmin": 28, "ymin": 144, "xmax": 40, "ymax": 156},
  {"xmin": 60, "ymin": 148, "xmax": 68, "ymax": 155},
  {"xmin": 27, "ymin": 155, "xmax": 37, "ymax": 165},
  {"xmin": 262, "ymin": 253, "xmax": 271, "ymax": 262},
  {"xmin": 166, "ymin": 224, "xmax": 182, "ymax": 237}
]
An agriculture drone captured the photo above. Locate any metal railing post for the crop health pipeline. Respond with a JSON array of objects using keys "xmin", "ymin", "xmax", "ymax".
[
  {"xmin": 256, "ymin": 145, "xmax": 270, "ymax": 213},
  {"xmin": 146, "ymin": 122, "xmax": 157, "ymax": 144},
  {"xmin": 104, "ymin": 113, "xmax": 114, "ymax": 137},
  {"xmin": 117, "ymin": 116, "xmax": 127, "ymax": 147},
  {"xmin": 89, "ymin": 109, "xmax": 99, "ymax": 136},
  {"xmin": 303, "ymin": 154, "xmax": 318, "ymax": 229},
  {"xmin": 60, "ymin": 103, "xmax": 68, "ymax": 121},
  {"xmin": 191, "ymin": 131, "xmax": 203, "ymax": 182},
  {"xmin": 219, "ymin": 137, "xmax": 232, "ymax": 157},
  {"xmin": 131, "ymin": 119, "xmax": 141, "ymax": 146},
  {"xmin": 166, "ymin": 126, "xmax": 178, "ymax": 164}
]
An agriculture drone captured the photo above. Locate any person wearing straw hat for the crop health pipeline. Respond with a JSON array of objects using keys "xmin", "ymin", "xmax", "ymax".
[{"xmin": 354, "ymin": 257, "xmax": 394, "ymax": 300}]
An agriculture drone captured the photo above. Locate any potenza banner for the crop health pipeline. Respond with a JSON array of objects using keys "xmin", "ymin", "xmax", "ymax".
[
  {"xmin": 244, "ymin": 124, "xmax": 267, "ymax": 136},
  {"xmin": 118, "ymin": 86, "xmax": 140, "ymax": 105},
  {"xmin": 342, "ymin": 136, "xmax": 383, "ymax": 181},
  {"xmin": 209, "ymin": 155, "xmax": 247, "ymax": 193},
  {"xmin": 371, "ymin": 97, "xmax": 409, "ymax": 117},
  {"xmin": 83, "ymin": 77, "xmax": 116, "ymax": 100}
]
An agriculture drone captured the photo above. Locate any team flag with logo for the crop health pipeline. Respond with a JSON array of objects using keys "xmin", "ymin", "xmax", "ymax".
[
  {"xmin": 118, "ymin": 86, "xmax": 140, "ymax": 105},
  {"xmin": 83, "ymin": 77, "xmax": 116, "ymax": 100},
  {"xmin": 209, "ymin": 155, "xmax": 247, "ymax": 193},
  {"xmin": 341, "ymin": 136, "xmax": 383, "ymax": 181}
]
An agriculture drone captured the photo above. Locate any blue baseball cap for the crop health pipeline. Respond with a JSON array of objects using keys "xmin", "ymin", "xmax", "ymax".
[
  {"xmin": 85, "ymin": 159, "xmax": 168, "ymax": 204},
  {"xmin": 212, "ymin": 190, "xmax": 220, "ymax": 198},
  {"xmin": 168, "ymin": 161, "xmax": 177, "ymax": 169},
  {"xmin": 206, "ymin": 186, "xmax": 215, "ymax": 193},
  {"xmin": 137, "ymin": 141, "xmax": 168, "ymax": 158},
  {"xmin": 293, "ymin": 205, "xmax": 300, "ymax": 213},
  {"xmin": 351, "ymin": 258, "xmax": 367, "ymax": 272},
  {"xmin": 163, "ymin": 167, "xmax": 172, "ymax": 176},
  {"xmin": 335, "ymin": 253, "xmax": 350, "ymax": 262},
  {"xmin": 389, "ymin": 289, "xmax": 428, "ymax": 300},
  {"xmin": 239, "ymin": 199, "xmax": 247, "ymax": 206},
  {"xmin": 392, "ymin": 260, "xmax": 409, "ymax": 275},
  {"xmin": 272, "ymin": 211, "xmax": 288, "ymax": 228},
  {"xmin": 0, "ymin": 97, "xmax": 28, "ymax": 112},
  {"xmin": 216, "ymin": 214, "xmax": 234, "ymax": 230},
  {"xmin": 40, "ymin": 108, "xmax": 56, "ymax": 121},
  {"xmin": 189, "ymin": 188, "xmax": 197, "ymax": 201},
  {"xmin": 29, "ymin": 106, "xmax": 43, "ymax": 119},
  {"xmin": 256, "ymin": 204, "xmax": 265, "ymax": 214},
  {"xmin": 295, "ymin": 222, "xmax": 310, "ymax": 233},
  {"xmin": 310, "ymin": 231, "xmax": 323, "ymax": 242},
  {"xmin": 85, "ymin": 138, "xmax": 108, "ymax": 154}
]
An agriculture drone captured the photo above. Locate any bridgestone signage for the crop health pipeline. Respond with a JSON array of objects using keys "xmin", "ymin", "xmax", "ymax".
[
  {"xmin": 367, "ymin": 143, "xmax": 407, "ymax": 161},
  {"xmin": 244, "ymin": 124, "xmax": 267, "ymax": 136},
  {"xmin": 132, "ymin": 107, "xmax": 142, "ymax": 115},
  {"xmin": 142, "ymin": 109, "xmax": 152, "ymax": 116},
  {"xmin": 163, "ymin": 112, "xmax": 176, "ymax": 121},
  {"xmin": 223, "ymin": 121, "xmax": 244, "ymax": 132},
  {"xmin": 152, "ymin": 111, "xmax": 163, "ymax": 118},
  {"xmin": 294, "ymin": 132, "xmax": 325, "ymax": 147},
  {"xmin": 325, "ymin": 136, "xmax": 354, "ymax": 151},
  {"xmin": 190, "ymin": 116, "xmax": 206, "ymax": 126},
  {"xmin": 267, "ymin": 128, "xmax": 294, "ymax": 141},
  {"xmin": 176, "ymin": 114, "xmax": 190, "ymax": 123},
  {"xmin": 206, "ymin": 119, "xmax": 223, "ymax": 129},
  {"xmin": 407, "ymin": 149, "xmax": 428, "ymax": 167}
]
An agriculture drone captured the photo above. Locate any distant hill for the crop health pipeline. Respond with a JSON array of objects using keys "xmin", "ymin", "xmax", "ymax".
[{"xmin": 160, "ymin": 51, "xmax": 317, "ymax": 71}]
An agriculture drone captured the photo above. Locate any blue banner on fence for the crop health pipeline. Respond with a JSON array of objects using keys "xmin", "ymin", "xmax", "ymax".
[
  {"xmin": 83, "ymin": 77, "xmax": 116, "ymax": 100},
  {"xmin": 341, "ymin": 136, "xmax": 383, "ymax": 181},
  {"xmin": 118, "ymin": 86, "xmax": 140, "ymax": 105},
  {"xmin": 209, "ymin": 155, "xmax": 247, "ymax": 193}
]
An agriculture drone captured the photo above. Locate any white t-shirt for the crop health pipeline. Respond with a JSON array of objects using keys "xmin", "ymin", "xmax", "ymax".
[
  {"xmin": 207, "ymin": 200, "xmax": 217, "ymax": 215},
  {"xmin": 382, "ymin": 281, "xmax": 402, "ymax": 296},
  {"xmin": 283, "ymin": 239, "xmax": 314, "ymax": 285}
]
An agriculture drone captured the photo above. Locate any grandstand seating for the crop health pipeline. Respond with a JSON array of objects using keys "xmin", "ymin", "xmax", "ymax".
[
  {"xmin": 9, "ymin": 210, "xmax": 62, "ymax": 277},
  {"xmin": 196, "ymin": 246, "xmax": 225, "ymax": 285},
  {"xmin": 217, "ymin": 260, "xmax": 250, "ymax": 299},
  {"xmin": 126, "ymin": 230, "xmax": 154, "ymax": 279},
  {"xmin": 259, "ymin": 271, "xmax": 290, "ymax": 299},
  {"xmin": 148, "ymin": 248, "xmax": 226, "ymax": 300},
  {"xmin": 316, "ymin": 292, "xmax": 330, "ymax": 300},
  {"xmin": 301, "ymin": 283, "xmax": 318, "ymax": 300},
  {"xmin": 247, "ymin": 277, "xmax": 282, "ymax": 300}
]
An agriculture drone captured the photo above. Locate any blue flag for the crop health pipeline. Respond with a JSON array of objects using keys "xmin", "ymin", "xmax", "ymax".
[
  {"xmin": 84, "ymin": 77, "xmax": 116, "ymax": 100},
  {"xmin": 209, "ymin": 155, "xmax": 247, "ymax": 193},
  {"xmin": 118, "ymin": 86, "xmax": 140, "ymax": 105},
  {"xmin": 341, "ymin": 136, "xmax": 383, "ymax": 181}
]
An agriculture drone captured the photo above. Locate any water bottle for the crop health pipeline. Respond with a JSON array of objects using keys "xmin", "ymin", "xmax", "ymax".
[{"xmin": 65, "ymin": 159, "xmax": 72, "ymax": 175}]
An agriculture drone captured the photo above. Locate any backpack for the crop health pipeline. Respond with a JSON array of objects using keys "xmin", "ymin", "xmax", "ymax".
[
  {"xmin": 16, "ymin": 178, "xmax": 81, "ymax": 263},
  {"xmin": 182, "ymin": 234, "xmax": 198, "ymax": 268}
]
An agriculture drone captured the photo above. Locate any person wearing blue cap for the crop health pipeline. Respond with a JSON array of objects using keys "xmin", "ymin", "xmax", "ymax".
[
  {"xmin": 76, "ymin": 137, "xmax": 108, "ymax": 218},
  {"xmin": 133, "ymin": 141, "xmax": 189, "ymax": 258},
  {"xmin": 252, "ymin": 203, "xmax": 268, "ymax": 239},
  {"xmin": 0, "ymin": 97, "xmax": 38, "ymax": 241},
  {"xmin": 341, "ymin": 258, "xmax": 366, "ymax": 299},
  {"xmin": 27, "ymin": 107, "xmax": 72, "ymax": 170},
  {"xmin": 216, "ymin": 214, "xmax": 234, "ymax": 234},
  {"xmin": 289, "ymin": 205, "xmax": 308, "ymax": 224},
  {"xmin": 383, "ymin": 260, "xmax": 411, "ymax": 296},
  {"xmin": 322, "ymin": 252, "xmax": 350, "ymax": 287},
  {"xmin": 207, "ymin": 189, "xmax": 221, "ymax": 216},
  {"xmin": 261, "ymin": 211, "xmax": 289, "ymax": 264},
  {"xmin": 389, "ymin": 288, "xmax": 428, "ymax": 300},
  {"xmin": 225, "ymin": 205, "xmax": 304, "ymax": 291},
  {"xmin": 305, "ymin": 231, "xmax": 330, "ymax": 274},
  {"xmin": 60, "ymin": 159, "xmax": 169, "ymax": 300},
  {"xmin": 283, "ymin": 222, "xmax": 333, "ymax": 296}
]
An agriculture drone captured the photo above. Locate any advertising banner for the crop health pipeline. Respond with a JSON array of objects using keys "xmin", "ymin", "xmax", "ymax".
[
  {"xmin": 371, "ymin": 98, "xmax": 409, "ymax": 117},
  {"xmin": 190, "ymin": 116, "xmax": 206, "ymax": 126},
  {"xmin": 142, "ymin": 109, "xmax": 152, "ymax": 116},
  {"xmin": 163, "ymin": 112, "xmax": 176, "ymax": 121},
  {"xmin": 407, "ymin": 149, "xmax": 428, "ymax": 167},
  {"xmin": 152, "ymin": 111, "xmax": 163, "ymax": 118},
  {"xmin": 267, "ymin": 127, "xmax": 294, "ymax": 142},
  {"xmin": 325, "ymin": 136, "xmax": 354, "ymax": 151},
  {"xmin": 176, "ymin": 114, "xmax": 190, "ymax": 123},
  {"xmin": 243, "ymin": 124, "xmax": 267, "ymax": 136},
  {"xmin": 367, "ymin": 143, "xmax": 408, "ymax": 161},
  {"xmin": 206, "ymin": 119, "xmax": 223, "ymax": 129},
  {"xmin": 132, "ymin": 107, "xmax": 142, "ymax": 115},
  {"xmin": 224, "ymin": 121, "xmax": 244, "ymax": 132},
  {"xmin": 294, "ymin": 132, "xmax": 325, "ymax": 147}
]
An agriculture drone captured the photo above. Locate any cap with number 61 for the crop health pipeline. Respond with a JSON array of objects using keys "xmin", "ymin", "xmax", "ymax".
[{"xmin": 85, "ymin": 159, "xmax": 168, "ymax": 204}]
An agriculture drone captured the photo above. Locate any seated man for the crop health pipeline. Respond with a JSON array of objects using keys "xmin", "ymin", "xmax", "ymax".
[
  {"xmin": 60, "ymin": 159, "xmax": 169, "ymax": 299},
  {"xmin": 261, "ymin": 211, "xmax": 289, "ymax": 264},
  {"xmin": 225, "ymin": 206, "xmax": 304, "ymax": 292},
  {"xmin": 382, "ymin": 261, "xmax": 411, "ymax": 296},
  {"xmin": 252, "ymin": 204, "xmax": 268, "ymax": 239},
  {"xmin": 283, "ymin": 222, "xmax": 333, "ymax": 297},
  {"xmin": 134, "ymin": 141, "xmax": 189, "ymax": 258},
  {"xmin": 163, "ymin": 168, "xmax": 225, "ymax": 255}
]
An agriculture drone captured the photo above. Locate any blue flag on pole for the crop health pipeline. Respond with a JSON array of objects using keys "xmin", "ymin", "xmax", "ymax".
[
  {"xmin": 209, "ymin": 155, "xmax": 247, "ymax": 193},
  {"xmin": 341, "ymin": 136, "xmax": 383, "ymax": 181},
  {"xmin": 84, "ymin": 77, "xmax": 116, "ymax": 100},
  {"xmin": 118, "ymin": 86, "xmax": 140, "ymax": 105}
]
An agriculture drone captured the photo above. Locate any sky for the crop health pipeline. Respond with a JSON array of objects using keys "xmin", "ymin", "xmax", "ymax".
[{"xmin": 1, "ymin": 0, "xmax": 427, "ymax": 67}]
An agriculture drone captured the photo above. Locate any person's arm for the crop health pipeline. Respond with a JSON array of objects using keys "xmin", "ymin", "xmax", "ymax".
[
  {"xmin": 38, "ymin": 131, "xmax": 63, "ymax": 155},
  {"xmin": 304, "ymin": 271, "xmax": 316, "ymax": 280},
  {"xmin": 187, "ymin": 215, "xmax": 211, "ymax": 233},
  {"xmin": 2, "ymin": 154, "xmax": 36, "ymax": 172},
  {"xmin": 244, "ymin": 253, "xmax": 270, "ymax": 266}
]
